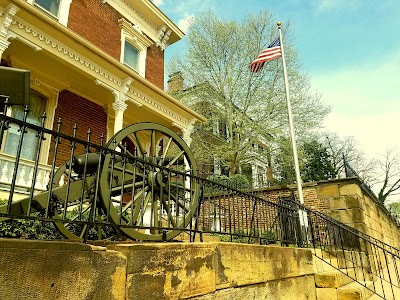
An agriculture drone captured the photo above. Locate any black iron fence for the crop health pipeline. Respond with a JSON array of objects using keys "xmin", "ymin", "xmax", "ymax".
[{"xmin": 0, "ymin": 104, "xmax": 400, "ymax": 298}]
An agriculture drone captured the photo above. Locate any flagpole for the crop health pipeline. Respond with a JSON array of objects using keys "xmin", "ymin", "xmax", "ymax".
[{"xmin": 277, "ymin": 21, "xmax": 305, "ymax": 205}]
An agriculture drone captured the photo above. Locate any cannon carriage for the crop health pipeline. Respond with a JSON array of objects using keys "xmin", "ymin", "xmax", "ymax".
[{"xmin": 0, "ymin": 122, "xmax": 201, "ymax": 242}]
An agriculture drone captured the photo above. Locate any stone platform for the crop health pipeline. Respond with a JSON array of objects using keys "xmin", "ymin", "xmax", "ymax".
[{"xmin": 0, "ymin": 238, "xmax": 316, "ymax": 300}]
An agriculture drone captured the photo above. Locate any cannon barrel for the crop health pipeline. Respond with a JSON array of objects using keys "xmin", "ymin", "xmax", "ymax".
[{"xmin": 71, "ymin": 153, "xmax": 185, "ymax": 176}]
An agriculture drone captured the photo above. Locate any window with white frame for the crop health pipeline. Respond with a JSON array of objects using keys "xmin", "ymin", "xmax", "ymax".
[
  {"xmin": 124, "ymin": 41, "xmax": 139, "ymax": 71},
  {"xmin": 3, "ymin": 91, "xmax": 47, "ymax": 161},
  {"xmin": 28, "ymin": 0, "xmax": 71, "ymax": 26},
  {"xmin": 119, "ymin": 19, "xmax": 152, "ymax": 77},
  {"xmin": 34, "ymin": 0, "xmax": 60, "ymax": 17}
]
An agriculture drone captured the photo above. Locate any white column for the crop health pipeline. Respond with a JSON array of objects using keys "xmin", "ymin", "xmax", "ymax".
[
  {"xmin": 180, "ymin": 120, "xmax": 195, "ymax": 147},
  {"xmin": 0, "ymin": 39, "xmax": 9, "ymax": 58},
  {"xmin": 112, "ymin": 100, "xmax": 127, "ymax": 134},
  {"xmin": 99, "ymin": 77, "xmax": 132, "ymax": 135}
]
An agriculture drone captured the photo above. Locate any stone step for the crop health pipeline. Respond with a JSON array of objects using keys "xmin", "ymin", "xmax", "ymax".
[
  {"xmin": 337, "ymin": 281, "xmax": 375, "ymax": 300},
  {"xmin": 314, "ymin": 256, "xmax": 360, "ymax": 273},
  {"xmin": 316, "ymin": 269, "xmax": 357, "ymax": 288},
  {"xmin": 316, "ymin": 287, "xmax": 338, "ymax": 300},
  {"xmin": 317, "ymin": 249, "xmax": 368, "ymax": 268}
]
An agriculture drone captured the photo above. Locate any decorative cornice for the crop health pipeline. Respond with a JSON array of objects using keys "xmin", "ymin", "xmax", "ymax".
[
  {"xmin": 104, "ymin": 0, "xmax": 158, "ymax": 42},
  {"xmin": 1, "ymin": 4, "xmax": 18, "ymax": 38},
  {"xmin": 128, "ymin": 87, "xmax": 187, "ymax": 126},
  {"xmin": 161, "ymin": 29, "xmax": 171, "ymax": 50},
  {"xmin": 0, "ymin": 38, "xmax": 10, "ymax": 52},
  {"xmin": 7, "ymin": 16, "xmax": 190, "ymax": 128},
  {"xmin": 120, "ymin": 77, "xmax": 133, "ymax": 101},
  {"xmin": 11, "ymin": 17, "xmax": 123, "ymax": 87},
  {"xmin": 119, "ymin": 18, "xmax": 152, "ymax": 50},
  {"xmin": 7, "ymin": 31, "xmax": 42, "ymax": 51},
  {"xmin": 155, "ymin": 25, "xmax": 171, "ymax": 50}
]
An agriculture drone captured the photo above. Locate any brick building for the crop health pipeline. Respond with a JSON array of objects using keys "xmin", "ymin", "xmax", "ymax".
[
  {"xmin": 168, "ymin": 72, "xmax": 273, "ymax": 189},
  {"xmin": 0, "ymin": 0, "xmax": 205, "ymax": 191}
]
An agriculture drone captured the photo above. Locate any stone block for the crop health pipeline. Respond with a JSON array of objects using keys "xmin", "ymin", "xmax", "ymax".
[
  {"xmin": 213, "ymin": 243, "xmax": 314, "ymax": 289},
  {"xmin": 315, "ymin": 269, "xmax": 354, "ymax": 288},
  {"xmin": 191, "ymin": 275, "xmax": 316, "ymax": 300},
  {"xmin": 339, "ymin": 184, "xmax": 362, "ymax": 197},
  {"xmin": 345, "ymin": 195, "xmax": 362, "ymax": 209},
  {"xmin": 329, "ymin": 196, "xmax": 347, "ymax": 209},
  {"xmin": 0, "ymin": 239, "xmax": 127, "ymax": 300},
  {"xmin": 316, "ymin": 288, "xmax": 338, "ymax": 300},
  {"xmin": 109, "ymin": 242, "xmax": 216, "ymax": 299},
  {"xmin": 352, "ymin": 223, "xmax": 367, "ymax": 235},
  {"xmin": 328, "ymin": 208, "xmax": 364, "ymax": 224},
  {"xmin": 319, "ymin": 184, "xmax": 339, "ymax": 197}
]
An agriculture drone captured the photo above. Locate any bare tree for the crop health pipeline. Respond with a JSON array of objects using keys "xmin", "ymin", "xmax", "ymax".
[
  {"xmin": 323, "ymin": 133, "xmax": 366, "ymax": 178},
  {"xmin": 374, "ymin": 147, "xmax": 400, "ymax": 203}
]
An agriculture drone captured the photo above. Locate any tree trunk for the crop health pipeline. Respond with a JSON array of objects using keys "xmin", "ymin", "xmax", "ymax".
[{"xmin": 229, "ymin": 153, "xmax": 238, "ymax": 176}]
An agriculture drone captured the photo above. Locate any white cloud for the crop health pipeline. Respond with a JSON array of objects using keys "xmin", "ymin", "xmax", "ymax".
[
  {"xmin": 313, "ymin": 50, "xmax": 400, "ymax": 158},
  {"xmin": 174, "ymin": 0, "xmax": 214, "ymax": 15},
  {"xmin": 323, "ymin": 110, "xmax": 400, "ymax": 158},
  {"xmin": 152, "ymin": 0, "xmax": 164, "ymax": 6},
  {"xmin": 177, "ymin": 14, "xmax": 195, "ymax": 33},
  {"xmin": 314, "ymin": 0, "xmax": 361, "ymax": 14}
]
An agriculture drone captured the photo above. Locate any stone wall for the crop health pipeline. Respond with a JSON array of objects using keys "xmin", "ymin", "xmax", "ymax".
[
  {"xmin": 256, "ymin": 178, "xmax": 400, "ymax": 249},
  {"xmin": 0, "ymin": 239, "xmax": 316, "ymax": 300},
  {"xmin": 0, "ymin": 239, "xmax": 126, "ymax": 300},
  {"xmin": 317, "ymin": 178, "xmax": 400, "ymax": 248}
]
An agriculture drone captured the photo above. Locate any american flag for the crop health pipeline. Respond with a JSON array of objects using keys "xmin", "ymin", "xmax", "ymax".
[{"xmin": 248, "ymin": 38, "xmax": 281, "ymax": 73}]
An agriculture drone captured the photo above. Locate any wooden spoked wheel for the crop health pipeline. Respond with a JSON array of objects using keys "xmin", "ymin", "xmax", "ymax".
[
  {"xmin": 99, "ymin": 123, "xmax": 200, "ymax": 241},
  {"xmin": 50, "ymin": 159, "xmax": 114, "ymax": 241}
]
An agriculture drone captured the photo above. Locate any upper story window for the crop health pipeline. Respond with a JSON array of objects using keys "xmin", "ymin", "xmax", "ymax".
[
  {"xmin": 119, "ymin": 19, "xmax": 152, "ymax": 77},
  {"xmin": 27, "ymin": 0, "xmax": 71, "ymax": 26},
  {"xmin": 124, "ymin": 41, "xmax": 139, "ymax": 71},
  {"xmin": 34, "ymin": 0, "xmax": 60, "ymax": 17}
]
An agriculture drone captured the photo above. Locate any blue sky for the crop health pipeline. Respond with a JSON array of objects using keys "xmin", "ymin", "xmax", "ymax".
[{"xmin": 154, "ymin": 0, "xmax": 400, "ymax": 159}]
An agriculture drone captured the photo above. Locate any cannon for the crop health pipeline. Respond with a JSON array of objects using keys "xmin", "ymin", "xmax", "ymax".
[{"xmin": 0, "ymin": 123, "xmax": 201, "ymax": 242}]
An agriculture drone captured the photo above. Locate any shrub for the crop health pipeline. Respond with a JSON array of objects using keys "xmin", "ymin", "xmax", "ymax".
[{"xmin": 208, "ymin": 174, "xmax": 250, "ymax": 190}]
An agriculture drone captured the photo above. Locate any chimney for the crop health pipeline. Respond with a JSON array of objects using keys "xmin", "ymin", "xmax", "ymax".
[{"xmin": 167, "ymin": 71, "xmax": 183, "ymax": 93}]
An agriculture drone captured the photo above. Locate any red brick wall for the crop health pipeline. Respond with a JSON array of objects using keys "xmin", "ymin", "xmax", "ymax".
[
  {"xmin": 68, "ymin": 1, "xmax": 165, "ymax": 89},
  {"xmin": 67, "ymin": 0, "xmax": 122, "ymax": 60},
  {"xmin": 50, "ymin": 90, "xmax": 107, "ymax": 165},
  {"xmin": 255, "ymin": 185, "xmax": 330, "ymax": 214},
  {"xmin": 146, "ymin": 44, "xmax": 164, "ymax": 89}
]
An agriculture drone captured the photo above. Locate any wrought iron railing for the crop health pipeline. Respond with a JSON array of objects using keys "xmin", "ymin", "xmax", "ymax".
[{"xmin": 0, "ymin": 104, "xmax": 399, "ymax": 298}]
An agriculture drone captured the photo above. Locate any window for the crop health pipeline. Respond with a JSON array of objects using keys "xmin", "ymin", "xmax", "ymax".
[
  {"xmin": 3, "ymin": 91, "xmax": 47, "ymax": 161},
  {"xmin": 119, "ymin": 19, "xmax": 152, "ymax": 77},
  {"xmin": 28, "ymin": 0, "xmax": 71, "ymax": 26},
  {"xmin": 34, "ymin": 0, "xmax": 60, "ymax": 17},
  {"xmin": 124, "ymin": 41, "xmax": 139, "ymax": 71}
]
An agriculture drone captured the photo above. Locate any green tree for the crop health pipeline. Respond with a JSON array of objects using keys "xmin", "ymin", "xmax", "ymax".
[
  {"xmin": 301, "ymin": 139, "xmax": 337, "ymax": 182},
  {"xmin": 388, "ymin": 202, "xmax": 400, "ymax": 217},
  {"xmin": 168, "ymin": 10, "xmax": 330, "ymax": 177}
]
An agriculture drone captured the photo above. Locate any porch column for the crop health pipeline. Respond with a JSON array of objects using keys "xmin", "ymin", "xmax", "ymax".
[
  {"xmin": 0, "ymin": 39, "xmax": 9, "ymax": 59},
  {"xmin": 112, "ymin": 99, "xmax": 127, "ymax": 134},
  {"xmin": 180, "ymin": 120, "xmax": 195, "ymax": 147},
  {"xmin": 110, "ymin": 78, "xmax": 132, "ymax": 134}
]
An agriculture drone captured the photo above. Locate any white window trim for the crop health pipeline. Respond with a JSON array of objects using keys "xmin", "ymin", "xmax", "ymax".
[
  {"xmin": 119, "ymin": 19, "xmax": 152, "ymax": 78},
  {"xmin": 26, "ymin": 0, "xmax": 72, "ymax": 26}
]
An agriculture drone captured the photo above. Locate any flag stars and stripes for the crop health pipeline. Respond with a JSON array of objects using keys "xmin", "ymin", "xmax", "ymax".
[{"xmin": 248, "ymin": 37, "xmax": 282, "ymax": 73}]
